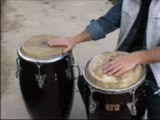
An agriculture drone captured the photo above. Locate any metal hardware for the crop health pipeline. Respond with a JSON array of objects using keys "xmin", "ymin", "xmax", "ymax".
[
  {"xmin": 16, "ymin": 58, "xmax": 21, "ymax": 78},
  {"xmin": 17, "ymin": 47, "xmax": 69, "ymax": 63},
  {"xmin": 89, "ymin": 88, "xmax": 98, "ymax": 114},
  {"xmin": 65, "ymin": 58, "xmax": 72, "ymax": 80},
  {"xmin": 129, "ymin": 90, "xmax": 137, "ymax": 116},
  {"xmin": 72, "ymin": 63, "xmax": 81, "ymax": 80},
  {"xmin": 54, "ymin": 73, "xmax": 58, "ymax": 81},
  {"xmin": 154, "ymin": 89, "xmax": 160, "ymax": 95},
  {"xmin": 35, "ymin": 64, "xmax": 46, "ymax": 89},
  {"xmin": 69, "ymin": 52, "xmax": 75, "ymax": 64}
]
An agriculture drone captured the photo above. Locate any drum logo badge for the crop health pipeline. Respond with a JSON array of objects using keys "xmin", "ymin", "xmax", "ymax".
[{"xmin": 105, "ymin": 104, "xmax": 120, "ymax": 112}]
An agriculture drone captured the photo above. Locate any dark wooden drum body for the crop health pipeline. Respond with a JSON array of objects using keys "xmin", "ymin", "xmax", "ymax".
[
  {"xmin": 17, "ymin": 52, "xmax": 74, "ymax": 119},
  {"xmin": 82, "ymin": 82, "xmax": 146, "ymax": 119},
  {"xmin": 16, "ymin": 34, "xmax": 77, "ymax": 119},
  {"xmin": 83, "ymin": 51, "xmax": 146, "ymax": 119}
]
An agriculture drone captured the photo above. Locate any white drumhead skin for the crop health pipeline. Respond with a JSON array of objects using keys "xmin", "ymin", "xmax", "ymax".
[
  {"xmin": 86, "ymin": 51, "xmax": 144, "ymax": 90},
  {"xmin": 21, "ymin": 34, "xmax": 65, "ymax": 60}
]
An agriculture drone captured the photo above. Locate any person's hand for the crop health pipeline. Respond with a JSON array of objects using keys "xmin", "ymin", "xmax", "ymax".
[
  {"xmin": 48, "ymin": 37, "xmax": 77, "ymax": 54},
  {"xmin": 103, "ymin": 53, "xmax": 140, "ymax": 77},
  {"xmin": 48, "ymin": 30, "xmax": 92, "ymax": 54}
]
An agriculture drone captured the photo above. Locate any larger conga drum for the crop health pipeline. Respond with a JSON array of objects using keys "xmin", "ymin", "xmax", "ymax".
[
  {"xmin": 16, "ymin": 34, "xmax": 78, "ymax": 119},
  {"xmin": 83, "ymin": 51, "xmax": 146, "ymax": 119}
]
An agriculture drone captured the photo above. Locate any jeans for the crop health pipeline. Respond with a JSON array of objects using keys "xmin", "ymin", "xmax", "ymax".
[
  {"xmin": 146, "ymin": 85, "xmax": 160, "ymax": 120},
  {"xmin": 145, "ymin": 66, "xmax": 160, "ymax": 119}
]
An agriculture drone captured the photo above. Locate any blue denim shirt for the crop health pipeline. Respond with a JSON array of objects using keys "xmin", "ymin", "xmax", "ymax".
[{"xmin": 86, "ymin": 0, "xmax": 122, "ymax": 40}]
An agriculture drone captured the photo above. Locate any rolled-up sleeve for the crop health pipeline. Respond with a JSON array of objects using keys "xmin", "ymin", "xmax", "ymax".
[{"xmin": 86, "ymin": 0, "xmax": 123, "ymax": 40}]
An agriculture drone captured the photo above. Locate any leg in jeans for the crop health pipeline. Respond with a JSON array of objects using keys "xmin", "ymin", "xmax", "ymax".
[
  {"xmin": 146, "ymin": 86, "xmax": 160, "ymax": 120},
  {"xmin": 145, "ymin": 66, "xmax": 160, "ymax": 120}
]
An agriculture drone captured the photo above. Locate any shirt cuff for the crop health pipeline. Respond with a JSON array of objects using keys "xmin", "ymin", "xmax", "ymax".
[{"xmin": 86, "ymin": 19, "xmax": 106, "ymax": 40}]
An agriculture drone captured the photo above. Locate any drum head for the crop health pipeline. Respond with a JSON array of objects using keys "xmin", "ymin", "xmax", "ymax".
[
  {"xmin": 84, "ymin": 51, "xmax": 145, "ymax": 90},
  {"xmin": 20, "ymin": 34, "xmax": 65, "ymax": 60}
]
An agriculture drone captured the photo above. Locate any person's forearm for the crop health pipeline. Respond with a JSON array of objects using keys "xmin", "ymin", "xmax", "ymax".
[
  {"xmin": 73, "ymin": 30, "xmax": 92, "ymax": 44},
  {"xmin": 133, "ymin": 47, "xmax": 160, "ymax": 64}
]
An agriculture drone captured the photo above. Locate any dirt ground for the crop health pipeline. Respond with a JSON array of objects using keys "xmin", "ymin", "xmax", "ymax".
[{"xmin": 1, "ymin": 0, "xmax": 119, "ymax": 119}]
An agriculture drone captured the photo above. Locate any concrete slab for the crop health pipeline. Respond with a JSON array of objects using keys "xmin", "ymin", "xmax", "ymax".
[{"xmin": 1, "ymin": 0, "xmax": 119, "ymax": 119}]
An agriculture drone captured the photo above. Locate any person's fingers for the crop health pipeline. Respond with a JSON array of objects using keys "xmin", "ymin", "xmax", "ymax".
[
  {"xmin": 62, "ymin": 46, "xmax": 72, "ymax": 54},
  {"xmin": 103, "ymin": 62, "xmax": 120, "ymax": 73},
  {"xmin": 106, "ymin": 65, "xmax": 123, "ymax": 76},
  {"xmin": 114, "ymin": 68, "xmax": 127, "ymax": 77},
  {"xmin": 47, "ymin": 38, "xmax": 65, "ymax": 46},
  {"xmin": 48, "ymin": 40, "xmax": 58, "ymax": 46}
]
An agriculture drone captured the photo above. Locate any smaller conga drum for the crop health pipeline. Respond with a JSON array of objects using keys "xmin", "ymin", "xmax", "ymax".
[
  {"xmin": 16, "ymin": 34, "xmax": 79, "ymax": 119},
  {"xmin": 83, "ymin": 51, "xmax": 146, "ymax": 119}
]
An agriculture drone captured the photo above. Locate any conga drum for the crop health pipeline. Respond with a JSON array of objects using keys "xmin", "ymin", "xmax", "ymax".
[
  {"xmin": 16, "ymin": 34, "xmax": 79, "ymax": 119},
  {"xmin": 83, "ymin": 51, "xmax": 146, "ymax": 119}
]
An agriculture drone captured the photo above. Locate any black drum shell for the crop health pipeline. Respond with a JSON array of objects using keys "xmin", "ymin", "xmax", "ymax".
[
  {"xmin": 89, "ymin": 84, "xmax": 146, "ymax": 119},
  {"xmin": 78, "ymin": 76, "xmax": 146, "ymax": 120},
  {"xmin": 18, "ymin": 53, "xmax": 74, "ymax": 119}
]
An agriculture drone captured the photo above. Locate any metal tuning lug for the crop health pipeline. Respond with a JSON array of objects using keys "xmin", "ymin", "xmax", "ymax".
[
  {"xmin": 89, "ymin": 88, "xmax": 98, "ymax": 114},
  {"xmin": 129, "ymin": 90, "xmax": 137, "ymax": 116},
  {"xmin": 35, "ymin": 74, "xmax": 46, "ymax": 89},
  {"xmin": 16, "ymin": 58, "xmax": 21, "ymax": 78},
  {"xmin": 35, "ymin": 64, "xmax": 46, "ymax": 89}
]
